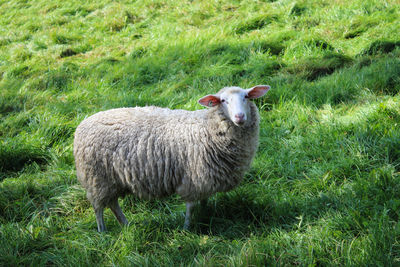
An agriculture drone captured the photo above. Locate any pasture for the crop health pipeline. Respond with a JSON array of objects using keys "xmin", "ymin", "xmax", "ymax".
[{"xmin": 1, "ymin": 0, "xmax": 400, "ymax": 265}]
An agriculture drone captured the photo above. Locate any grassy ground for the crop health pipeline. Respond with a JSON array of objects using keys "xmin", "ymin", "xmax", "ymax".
[{"xmin": 1, "ymin": 0, "xmax": 400, "ymax": 265}]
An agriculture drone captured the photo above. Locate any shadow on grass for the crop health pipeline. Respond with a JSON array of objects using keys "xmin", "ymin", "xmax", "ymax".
[
  {"xmin": 360, "ymin": 40, "xmax": 400, "ymax": 56},
  {"xmin": 0, "ymin": 142, "xmax": 50, "ymax": 176},
  {"xmin": 189, "ymin": 188, "xmax": 337, "ymax": 239},
  {"xmin": 287, "ymin": 52, "xmax": 352, "ymax": 81}
]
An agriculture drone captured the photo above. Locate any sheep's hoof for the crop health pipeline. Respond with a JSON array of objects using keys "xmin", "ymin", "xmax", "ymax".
[{"xmin": 97, "ymin": 225, "xmax": 106, "ymax": 232}]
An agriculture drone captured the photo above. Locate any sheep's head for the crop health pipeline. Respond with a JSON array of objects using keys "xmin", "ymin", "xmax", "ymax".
[{"xmin": 198, "ymin": 85, "xmax": 270, "ymax": 127}]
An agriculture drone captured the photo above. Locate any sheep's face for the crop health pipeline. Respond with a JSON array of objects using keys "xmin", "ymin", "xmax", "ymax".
[{"xmin": 198, "ymin": 85, "xmax": 270, "ymax": 127}]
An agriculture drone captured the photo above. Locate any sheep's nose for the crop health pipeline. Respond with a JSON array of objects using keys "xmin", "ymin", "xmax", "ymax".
[
  {"xmin": 234, "ymin": 113, "xmax": 245, "ymax": 124},
  {"xmin": 235, "ymin": 113, "xmax": 244, "ymax": 120}
]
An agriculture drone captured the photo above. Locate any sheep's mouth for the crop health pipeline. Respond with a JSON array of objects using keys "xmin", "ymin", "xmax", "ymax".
[{"xmin": 233, "ymin": 120, "xmax": 245, "ymax": 127}]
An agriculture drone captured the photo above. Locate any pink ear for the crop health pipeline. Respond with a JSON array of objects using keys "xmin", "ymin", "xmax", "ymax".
[
  {"xmin": 246, "ymin": 85, "xmax": 271, "ymax": 99},
  {"xmin": 198, "ymin": 95, "xmax": 221, "ymax": 107}
]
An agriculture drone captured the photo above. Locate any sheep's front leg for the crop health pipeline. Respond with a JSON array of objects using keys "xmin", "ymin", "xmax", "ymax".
[{"xmin": 183, "ymin": 201, "xmax": 195, "ymax": 230}]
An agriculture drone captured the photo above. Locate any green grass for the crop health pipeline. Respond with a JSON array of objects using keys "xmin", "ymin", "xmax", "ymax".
[{"xmin": 1, "ymin": 0, "xmax": 400, "ymax": 265}]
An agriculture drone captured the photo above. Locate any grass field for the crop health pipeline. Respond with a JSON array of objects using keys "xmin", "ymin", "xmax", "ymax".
[{"xmin": 1, "ymin": 0, "xmax": 400, "ymax": 265}]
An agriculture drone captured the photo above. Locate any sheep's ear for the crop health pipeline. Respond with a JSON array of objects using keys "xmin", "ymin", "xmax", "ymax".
[
  {"xmin": 198, "ymin": 95, "xmax": 221, "ymax": 107},
  {"xmin": 246, "ymin": 85, "xmax": 271, "ymax": 99}
]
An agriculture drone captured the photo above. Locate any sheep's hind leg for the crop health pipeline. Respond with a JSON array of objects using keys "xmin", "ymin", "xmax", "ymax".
[
  {"xmin": 109, "ymin": 198, "xmax": 128, "ymax": 226},
  {"xmin": 88, "ymin": 191, "xmax": 106, "ymax": 232},
  {"xmin": 183, "ymin": 201, "xmax": 195, "ymax": 230},
  {"xmin": 94, "ymin": 207, "xmax": 106, "ymax": 232}
]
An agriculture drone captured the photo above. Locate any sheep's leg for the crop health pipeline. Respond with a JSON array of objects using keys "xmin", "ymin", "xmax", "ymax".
[
  {"xmin": 88, "ymin": 191, "xmax": 106, "ymax": 232},
  {"xmin": 183, "ymin": 201, "xmax": 195, "ymax": 230},
  {"xmin": 94, "ymin": 207, "xmax": 106, "ymax": 232},
  {"xmin": 109, "ymin": 199, "xmax": 128, "ymax": 226}
]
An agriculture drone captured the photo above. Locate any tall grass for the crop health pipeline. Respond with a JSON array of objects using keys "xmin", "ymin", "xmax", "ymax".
[{"xmin": 1, "ymin": 0, "xmax": 399, "ymax": 265}]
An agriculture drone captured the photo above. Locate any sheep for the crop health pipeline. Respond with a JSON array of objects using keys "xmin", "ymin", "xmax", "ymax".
[{"xmin": 73, "ymin": 85, "xmax": 271, "ymax": 232}]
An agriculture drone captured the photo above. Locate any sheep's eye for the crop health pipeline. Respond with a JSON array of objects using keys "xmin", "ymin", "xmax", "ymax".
[
  {"xmin": 221, "ymin": 99, "xmax": 225, "ymax": 103},
  {"xmin": 245, "ymin": 95, "xmax": 249, "ymax": 99}
]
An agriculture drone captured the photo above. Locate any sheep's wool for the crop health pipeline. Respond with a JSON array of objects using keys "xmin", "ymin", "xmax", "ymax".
[{"xmin": 74, "ymin": 101, "xmax": 260, "ymax": 212}]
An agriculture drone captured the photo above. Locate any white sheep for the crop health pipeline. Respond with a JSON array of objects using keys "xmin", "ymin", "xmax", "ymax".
[{"xmin": 73, "ymin": 85, "xmax": 270, "ymax": 232}]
